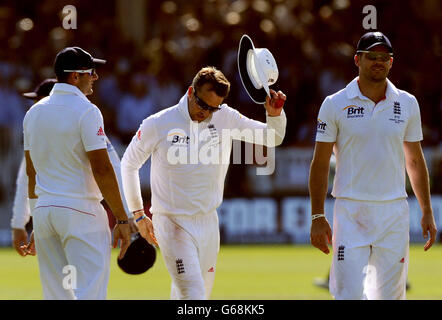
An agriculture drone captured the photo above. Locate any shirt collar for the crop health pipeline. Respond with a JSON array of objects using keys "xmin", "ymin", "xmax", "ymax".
[
  {"xmin": 50, "ymin": 83, "xmax": 90, "ymax": 103},
  {"xmin": 384, "ymin": 78, "xmax": 399, "ymax": 100},
  {"xmin": 346, "ymin": 77, "xmax": 399, "ymax": 101},
  {"xmin": 177, "ymin": 92, "xmax": 213, "ymax": 124}
]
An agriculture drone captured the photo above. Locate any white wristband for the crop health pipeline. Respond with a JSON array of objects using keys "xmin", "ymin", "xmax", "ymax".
[{"xmin": 311, "ymin": 214, "xmax": 325, "ymax": 221}]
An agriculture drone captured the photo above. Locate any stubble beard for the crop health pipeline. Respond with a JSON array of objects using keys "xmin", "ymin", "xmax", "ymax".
[{"xmin": 365, "ymin": 68, "xmax": 389, "ymax": 83}]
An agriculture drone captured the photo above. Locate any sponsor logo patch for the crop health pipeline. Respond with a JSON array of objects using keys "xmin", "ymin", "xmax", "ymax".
[
  {"xmin": 317, "ymin": 118, "xmax": 327, "ymax": 133},
  {"xmin": 389, "ymin": 101, "xmax": 404, "ymax": 124},
  {"xmin": 97, "ymin": 126, "xmax": 105, "ymax": 136},
  {"xmin": 338, "ymin": 245, "xmax": 345, "ymax": 261},
  {"xmin": 167, "ymin": 129, "xmax": 190, "ymax": 146},
  {"xmin": 343, "ymin": 105, "xmax": 365, "ymax": 118},
  {"xmin": 176, "ymin": 259, "xmax": 185, "ymax": 274}
]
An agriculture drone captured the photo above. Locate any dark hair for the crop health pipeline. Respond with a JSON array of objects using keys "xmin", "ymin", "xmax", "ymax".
[
  {"xmin": 191, "ymin": 66, "xmax": 230, "ymax": 98},
  {"xmin": 56, "ymin": 72, "xmax": 70, "ymax": 83}
]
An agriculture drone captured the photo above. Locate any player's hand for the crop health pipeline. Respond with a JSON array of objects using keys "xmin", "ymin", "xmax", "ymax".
[
  {"xmin": 20, "ymin": 230, "xmax": 36, "ymax": 256},
  {"xmin": 264, "ymin": 89, "xmax": 286, "ymax": 116},
  {"xmin": 134, "ymin": 213, "xmax": 158, "ymax": 248},
  {"xmin": 113, "ymin": 223, "xmax": 131, "ymax": 259},
  {"xmin": 128, "ymin": 217, "xmax": 138, "ymax": 234},
  {"xmin": 310, "ymin": 217, "xmax": 332, "ymax": 254},
  {"xmin": 421, "ymin": 213, "xmax": 437, "ymax": 251},
  {"xmin": 12, "ymin": 228, "xmax": 29, "ymax": 256}
]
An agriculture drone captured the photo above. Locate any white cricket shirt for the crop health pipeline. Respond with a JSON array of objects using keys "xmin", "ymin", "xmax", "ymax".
[
  {"xmin": 23, "ymin": 83, "xmax": 107, "ymax": 212},
  {"xmin": 315, "ymin": 77, "xmax": 423, "ymax": 201},
  {"xmin": 121, "ymin": 93, "xmax": 286, "ymax": 216}
]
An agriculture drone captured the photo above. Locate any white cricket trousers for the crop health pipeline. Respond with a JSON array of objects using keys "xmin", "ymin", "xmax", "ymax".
[
  {"xmin": 153, "ymin": 211, "xmax": 220, "ymax": 300},
  {"xmin": 33, "ymin": 202, "xmax": 111, "ymax": 300},
  {"xmin": 329, "ymin": 198, "xmax": 409, "ymax": 300}
]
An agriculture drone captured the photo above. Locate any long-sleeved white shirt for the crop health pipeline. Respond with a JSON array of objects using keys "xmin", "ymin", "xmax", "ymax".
[
  {"xmin": 121, "ymin": 93, "xmax": 286, "ymax": 216},
  {"xmin": 10, "ymin": 158, "xmax": 30, "ymax": 229}
]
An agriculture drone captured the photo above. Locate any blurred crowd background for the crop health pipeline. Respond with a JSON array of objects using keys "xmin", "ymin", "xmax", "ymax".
[{"xmin": 0, "ymin": 0, "xmax": 441, "ymax": 236}]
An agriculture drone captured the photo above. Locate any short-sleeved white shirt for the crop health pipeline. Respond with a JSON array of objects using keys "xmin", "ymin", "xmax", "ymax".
[
  {"xmin": 23, "ymin": 83, "xmax": 107, "ymax": 210},
  {"xmin": 315, "ymin": 77, "xmax": 423, "ymax": 201}
]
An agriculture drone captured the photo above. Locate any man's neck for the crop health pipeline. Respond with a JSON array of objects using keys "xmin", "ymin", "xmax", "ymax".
[
  {"xmin": 357, "ymin": 75, "xmax": 387, "ymax": 104},
  {"xmin": 65, "ymin": 81, "xmax": 89, "ymax": 96}
]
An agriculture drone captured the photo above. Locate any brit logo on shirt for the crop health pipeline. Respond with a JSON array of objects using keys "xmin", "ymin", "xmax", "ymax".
[
  {"xmin": 343, "ymin": 105, "xmax": 364, "ymax": 118},
  {"xmin": 168, "ymin": 129, "xmax": 190, "ymax": 146},
  {"xmin": 317, "ymin": 119, "xmax": 327, "ymax": 133}
]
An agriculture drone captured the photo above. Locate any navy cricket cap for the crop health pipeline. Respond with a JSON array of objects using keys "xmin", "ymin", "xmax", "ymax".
[
  {"xmin": 22, "ymin": 78, "xmax": 57, "ymax": 99},
  {"xmin": 356, "ymin": 31, "xmax": 393, "ymax": 54},
  {"xmin": 54, "ymin": 46, "xmax": 106, "ymax": 77},
  {"xmin": 117, "ymin": 233, "xmax": 156, "ymax": 275}
]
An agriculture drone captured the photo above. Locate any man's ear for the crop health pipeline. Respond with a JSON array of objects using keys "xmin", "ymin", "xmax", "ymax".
[
  {"xmin": 67, "ymin": 72, "xmax": 78, "ymax": 85},
  {"xmin": 354, "ymin": 54, "xmax": 359, "ymax": 67},
  {"xmin": 187, "ymin": 86, "xmax": 193, "ymax": 98}
]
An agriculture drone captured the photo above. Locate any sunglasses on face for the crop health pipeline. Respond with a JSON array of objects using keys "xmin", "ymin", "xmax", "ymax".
[
  {"xmin": 357, "ymin": 51, "xmax": 393, "ymax": 62},
  {"xmin": 193, "ymin": 91, "xmax": 221, "ymax": 113},
  {"xmin": 63, "ymin": 68, "xmax": 96, "ymax": 76}
]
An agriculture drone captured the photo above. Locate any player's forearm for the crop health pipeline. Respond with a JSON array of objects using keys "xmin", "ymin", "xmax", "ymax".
[
  {"xmin": 309, "ymin": 160, "xmax": 330, "ymax": 214},
  {"xmin": 108, "ymin": 146, "xmax": 133, "ymax": 218},
  {"xmin": 406, "ymin": 159, "xmax": 432, "ymax": 215},
  {"xmin": 12, "ymin": 160, "xmax": 31, "ymax": 228},
  {"xmin": 121, "ymin": 161, "xmax": 144, "ymax": 212},
  {"xmin": 237, "ymin": 111, "xmax": 286, "ymax": 147},
  {"xmin": 265, "ymin": 110, "xmax": 287, "ymax": 146},
  {"xmin": 92, "ymin": 165, "xmax": 128, "ymax": 221},
  {"xmin": 25, "ymin": 155, "xmax": 37, "ymax": 199},
  {"xmin": 27, "ymin": 173, "xmax": 37, "ymax": 199},
  {"xmin": 121, "ymin": 142, "xmax": 150, "ymax": 212}
]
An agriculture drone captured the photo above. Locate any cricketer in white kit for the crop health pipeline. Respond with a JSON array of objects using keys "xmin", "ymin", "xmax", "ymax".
[
  {"xmin": 22, "ymin": 47, "xmax": 133, "ymax": 299},
  {"xmin": 12, "ymin": 79, "xmax": 134, "ymax": 257},
  {"xmin": 12, "ymin": 79, "xmax": 58, "ymax": 255},
  {"xmin": 309, "ymin": 32, "xmax": 437, "ymax": 300},
  {"xmin": 121, "ymin": 66, "xmax": 287, "ymax": 299}
]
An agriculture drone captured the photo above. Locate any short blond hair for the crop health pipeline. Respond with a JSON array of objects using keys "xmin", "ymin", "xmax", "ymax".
[{"xmin": 191, "ymin": 66, "xmax": 230, "ymax": 98}]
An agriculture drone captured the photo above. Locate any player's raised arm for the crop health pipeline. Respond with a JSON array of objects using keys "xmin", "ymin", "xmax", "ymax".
[
  {"xmin": 264, "ymin": 89, "xmax": 286, "ymax": 117},
  {"xmin": 227, "ymin": 92, "xmax": 287, "ymax": 147}
]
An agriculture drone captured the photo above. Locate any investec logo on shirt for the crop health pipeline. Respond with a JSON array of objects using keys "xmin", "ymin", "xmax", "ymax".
[{"xmin": 343, "ymin": 105, "xmax": 365, "ymax": 118}]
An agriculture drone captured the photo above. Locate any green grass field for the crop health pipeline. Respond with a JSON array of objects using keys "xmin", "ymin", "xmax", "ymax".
[{"xmin": 1, "ymin": 244, "xmax": 441, "ymax": 300}]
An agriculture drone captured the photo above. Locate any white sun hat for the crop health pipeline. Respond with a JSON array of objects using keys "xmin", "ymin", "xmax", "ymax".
[{"xmin": 237, "ymin": 34, "xmax": 279, "ymax": 104}]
